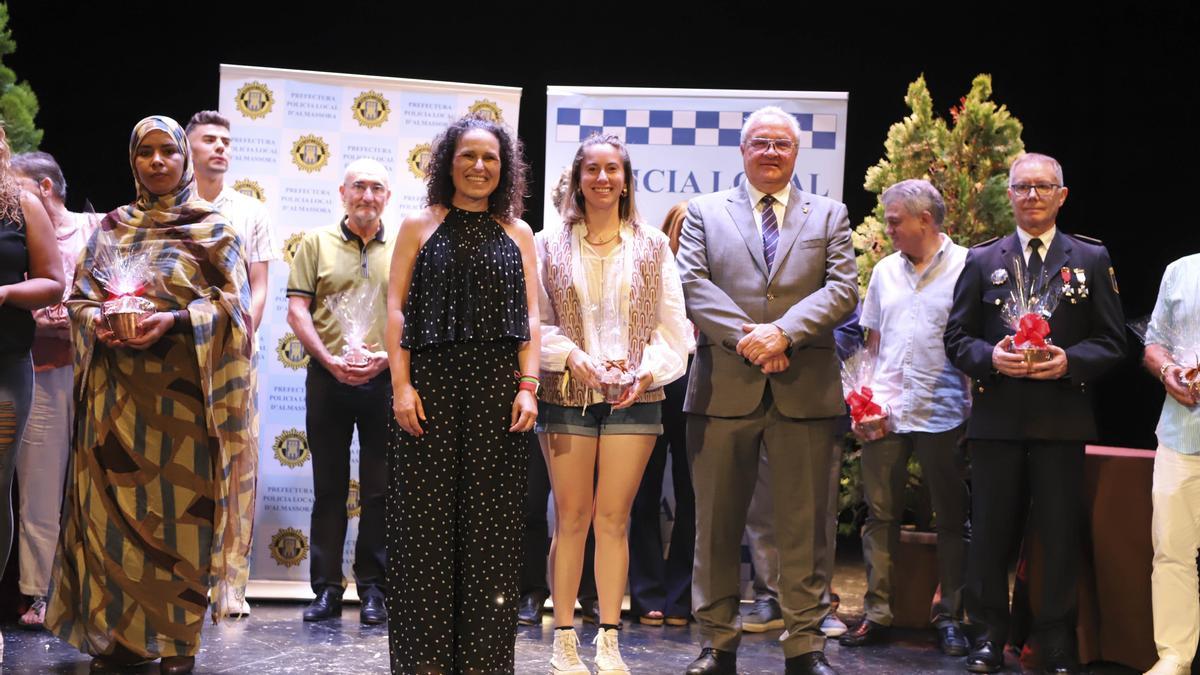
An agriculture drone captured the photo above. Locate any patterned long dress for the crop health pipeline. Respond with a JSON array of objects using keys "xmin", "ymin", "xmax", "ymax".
[{"xmin": 46, "ymin": 194, "xmax": 256, "ymax": 659}]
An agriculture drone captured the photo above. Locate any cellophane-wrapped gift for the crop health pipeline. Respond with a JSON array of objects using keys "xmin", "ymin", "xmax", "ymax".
[
  {"xmin": 1002, "ymin": 256, "xmax": 1062, "ymax": 365},
  {"xmin": 841, "ymin": 345, "xmax": 890, "ymax": 441},
  {"xmin": 323, "ymin": 284, "xmax": 380, "ymax": 366},
  {"xmin": 93, "ymin": 241, "xmax": 155, "ymax": 340},
  {"xmin": 1132, "ymin": 312, "xmax": 1200, "ymax": 396},
  {"xmin": 597, "ymin": 359, "xmax": 636, "ymax": 403}
]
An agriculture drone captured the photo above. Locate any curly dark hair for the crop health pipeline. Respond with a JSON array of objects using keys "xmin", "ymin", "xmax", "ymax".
[{"xmin": 425, "ymin": 114, "xmax": 528, "ymax": 221}]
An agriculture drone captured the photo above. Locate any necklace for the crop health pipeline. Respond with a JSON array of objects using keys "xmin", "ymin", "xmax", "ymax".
[{"xmin": 584, "ymin": 227, "xmax": 620, "ymax": 246}]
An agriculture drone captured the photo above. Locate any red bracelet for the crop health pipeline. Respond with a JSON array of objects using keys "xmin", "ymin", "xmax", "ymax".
[{"xmin": 518, "ymin": 381, "xmax": 538, "ymax": 393}]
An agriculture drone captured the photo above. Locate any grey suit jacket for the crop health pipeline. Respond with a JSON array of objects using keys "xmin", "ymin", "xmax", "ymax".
[{"xmin": 677, "ymin": 184, "xmax": 858, "ymax": 419}]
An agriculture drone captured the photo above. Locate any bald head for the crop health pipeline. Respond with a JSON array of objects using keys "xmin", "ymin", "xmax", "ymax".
[
  {"xmin": 343, "ymin": 158, "xmax": 391, "ymax": 187},
  {"xmin": 340, "ymin": 158, "xmax": 392, "ymax": 232}
]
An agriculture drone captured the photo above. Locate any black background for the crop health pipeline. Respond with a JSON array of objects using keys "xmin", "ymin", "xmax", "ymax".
[{"xmin": 7, "ymin": 2, "xmax": 1197, "ymax": 448}]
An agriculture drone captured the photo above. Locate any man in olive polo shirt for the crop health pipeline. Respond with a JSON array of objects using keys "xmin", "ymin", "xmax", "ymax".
[{"xmin": 286, "ymin": 158, "xmax": 394, "ymax": 625}]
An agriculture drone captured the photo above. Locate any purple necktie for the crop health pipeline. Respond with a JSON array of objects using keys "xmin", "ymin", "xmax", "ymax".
[{"xmin": 760, "ymin": 195, "xmax": 779, "ymax": 272}]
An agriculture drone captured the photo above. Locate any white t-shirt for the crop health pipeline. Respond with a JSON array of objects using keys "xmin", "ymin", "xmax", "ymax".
[{"xmin": 213, "ymin": 186, "xmax": 278, "ymax": 265}]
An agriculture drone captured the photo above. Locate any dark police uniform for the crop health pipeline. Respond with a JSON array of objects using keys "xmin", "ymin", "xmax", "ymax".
[{"xmin": 943, "ymin": 230, "xmax": 1125, "ymax": 656}]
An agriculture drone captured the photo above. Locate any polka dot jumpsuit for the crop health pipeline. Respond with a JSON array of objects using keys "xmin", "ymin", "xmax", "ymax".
[{"xmin": 389, "ymin": 207, "xmax": 531, "ymax": 674}]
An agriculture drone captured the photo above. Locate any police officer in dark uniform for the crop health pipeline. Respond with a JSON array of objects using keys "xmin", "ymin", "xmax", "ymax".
[{"xmin": 944, "ymin": 153, "xmax": 1126, "ymax": 674}]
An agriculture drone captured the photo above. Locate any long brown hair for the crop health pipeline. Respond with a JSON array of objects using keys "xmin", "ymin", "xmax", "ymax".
[
  {"xmin": 658, "ymin": 200, "xmax": 689, "ymax": 255},
  {"xmin": 0, "ymin": 126, "xmax": 23, "ymax": 224}
]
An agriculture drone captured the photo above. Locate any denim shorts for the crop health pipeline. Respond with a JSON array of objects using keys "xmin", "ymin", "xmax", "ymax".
[{"xmin": 536, "ymin": 401, "xmax": 662, "ymax": 437}]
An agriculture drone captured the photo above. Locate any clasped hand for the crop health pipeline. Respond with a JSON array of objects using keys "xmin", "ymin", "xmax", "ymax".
[
  {"xmin": 93, "ymin": 311, "xmax": 173, "ymax": 350},
  {"xmin": 737, "ymin": 323, "xmax": 789, "ymax": 374},
  {"xmin": 991, "ymin": 335, "xmax": 1069, "ymax": 380}
]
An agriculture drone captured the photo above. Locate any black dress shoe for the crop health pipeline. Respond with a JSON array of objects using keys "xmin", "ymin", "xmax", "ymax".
[
  {"xmin": 90, "ymin": 643, "xmax": 151, "ymax": 671},
  {"xmin": 966, "ymin": 640, "xmax": 1004, "ymax": 673},
  {"xmin": 937, "ymin": 623, "xmax": 970, "ymax": 656},
  {"xmin": 360, "ymin": 591, "xmax": 387, "ymax": 625},
  {"xmin": 684, "ymin": 647, "xmax": 736, "ymax": 675},
  {"xmin": 837, "ymin": 619, "xmax": 888, "ymax": 647},
  {"xmin": 785, "ymin": 651, "xmax": 838, "ymax": 675},
  {"xmin": 517, "ymin": 590, "xmax": 548, "ymax": 625},
  {"xmin": 160, "ymin": 655, "xmax": 195, "ymax": 674},
  {"xmin": 302, "ymin": 587, "xmax": 343, "ymax": 621}
]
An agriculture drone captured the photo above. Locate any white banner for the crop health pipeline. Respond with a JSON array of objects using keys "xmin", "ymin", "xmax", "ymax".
[
  {"xmin": 217, "ymin": 64, "xmax": 521, "ymax": 591},
  {"xmin": 544, "ymin": 86, "xmax": 849, "ymax": 230}
]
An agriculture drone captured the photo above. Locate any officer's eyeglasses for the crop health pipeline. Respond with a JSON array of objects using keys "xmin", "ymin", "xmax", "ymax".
[{"xmin": 1010, "ymin": 183, "xmax": 1060, "ymax": 198}]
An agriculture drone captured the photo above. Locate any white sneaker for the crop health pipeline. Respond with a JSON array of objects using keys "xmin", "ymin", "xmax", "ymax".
[
  {"xmin": 225, "ymin": 583, "xmax": 252, "ymax": 614},
  {"xmin": 550, "ymin": 628, "xmax": 590, "ymax": 674},
  {"xmin": 593, "ymin": 627, "xmax": 629, "ymax": 674},
  {"xmin": 820, "ymin": 612, "xmax": 847, "ymax": 637}
]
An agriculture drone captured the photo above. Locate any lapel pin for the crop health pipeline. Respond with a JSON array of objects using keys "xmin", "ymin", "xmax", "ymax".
[{"xmin": 990, "ymin": 268, "xmax": 1009, "ymax": 286}]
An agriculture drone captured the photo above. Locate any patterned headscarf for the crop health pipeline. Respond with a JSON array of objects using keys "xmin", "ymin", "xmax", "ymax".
[{"xmin": 118, "ymin": 115, "xmax": 215, "ymax": 228}]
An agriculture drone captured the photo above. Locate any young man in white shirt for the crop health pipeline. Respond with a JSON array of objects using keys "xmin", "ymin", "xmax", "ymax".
[
  {"xmin": 186, "ymin": 110, "xmax": 280, "ymax": 617},
  {"xmin": 186, "ymin": 110, "xmax": 278, "ymax": 331}
]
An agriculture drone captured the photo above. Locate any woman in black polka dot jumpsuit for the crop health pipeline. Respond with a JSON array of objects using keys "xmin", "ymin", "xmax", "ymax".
[{"xmin": 384, "ymin": 114, "xmax": 540, "ymax": 674}]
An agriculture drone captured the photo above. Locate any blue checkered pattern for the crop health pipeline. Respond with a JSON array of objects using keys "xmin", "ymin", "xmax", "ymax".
[{"xmin": 555, "ymin": 108, "xmax": 838, "ymax": 149}]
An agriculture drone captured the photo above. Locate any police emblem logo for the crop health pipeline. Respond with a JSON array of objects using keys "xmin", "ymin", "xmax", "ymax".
[
  {"xmin": 235, "ymin": 81, "xmax": 275, "ymax": 120},
  {"xmin": 407, "ymin": 143, "xmax": 433, "ymax": 180},
  {"xmin": 282, "ymin": 232, "xmax": 305, "ymax": 265},
  {"xmin": 276, "ymin": 332, "xmax": 310, "ymax": 370},
  {"xmin": 291, "ymin": 134, "xmax": 330, "ymax": 173},
  {"xmin": 352, "ymin": 90, "xmax": 390, "ymax": 128},
  {"xmin": 269, "ymin": 527, "xmax": 309, "ymax": 568},
  {"xmin": 468, "ymin": 99, "xmax": 503, "ymax": 123},
  {"xmin": 346, "ymin": 479, "xmax": 361, "ymax": 519},
  {"xmin": 272, "ymin": 429, "xmax": 310, "ymax": 468},
  {"xmin": 233, "ymin": 178, "xmax": 266, "ymax": 203}
]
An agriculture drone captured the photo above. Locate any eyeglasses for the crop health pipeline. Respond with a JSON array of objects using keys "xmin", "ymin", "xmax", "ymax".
[
  {"xmin": 1010, "ymin": 183, "xmax": 1061, "ymax": 198},
  {"xmin": 746, "ymin": 137, "xmax": 796, "ymax": 154},
  {"xmin": 349, "ymin": 182, "xmax": 388, "ymax": 195}
]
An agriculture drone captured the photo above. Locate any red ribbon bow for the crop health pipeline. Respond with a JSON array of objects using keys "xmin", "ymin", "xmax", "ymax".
[
  {"xmin": 1015, "ymin": 312, "xmax": 1051, "ymax": 348},
  {"xmin": 845, "ymin": 386, "xmax": 883, "ymax": 423},
  {"xmin": 104, "ymin": 284, "xmax": 146, "ymax": 302}
]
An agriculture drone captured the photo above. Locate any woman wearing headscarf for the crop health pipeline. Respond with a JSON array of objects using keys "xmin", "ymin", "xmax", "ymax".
[{"xmin": 45, "ymin": 115, "xmax": 256, "ymax": 675}]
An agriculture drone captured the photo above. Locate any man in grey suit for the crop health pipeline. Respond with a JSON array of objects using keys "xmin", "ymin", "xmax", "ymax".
[{"xmin": 677, "ymin": 106, "xmax": 858, "ymax": 675}]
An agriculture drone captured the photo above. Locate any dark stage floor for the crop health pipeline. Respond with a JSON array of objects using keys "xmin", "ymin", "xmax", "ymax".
[
  {"xmin": 0, "ymin": 608, "xmax": 1145, "ymax": 674},
  {"xmin": 0, "ymin": 556, "xmax": 1143, "ymax": 674}
]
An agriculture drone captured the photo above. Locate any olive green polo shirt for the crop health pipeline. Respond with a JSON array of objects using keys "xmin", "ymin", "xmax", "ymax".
[{"xmin": 286, "ymin": 218, "xmax": 394, "ymax": 357}]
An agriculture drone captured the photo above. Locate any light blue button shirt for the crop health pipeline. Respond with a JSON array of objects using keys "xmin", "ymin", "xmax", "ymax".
[
  {"xmin": 860, "ymin": 234, "xmax": 970, "ymax": 433},
  {"xmin": 1147, "ymin": 253, "xmax": 1200, "ymax": 454}
]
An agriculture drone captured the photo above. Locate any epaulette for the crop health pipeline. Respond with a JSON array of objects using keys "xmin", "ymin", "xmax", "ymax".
[
  {"xmin": 971, "ymin": 236, "xmax": 999, "ymax": 248},
  {"xmin": 1071, "ymin": 233, "xmax": 1103, "ymax": 245}
]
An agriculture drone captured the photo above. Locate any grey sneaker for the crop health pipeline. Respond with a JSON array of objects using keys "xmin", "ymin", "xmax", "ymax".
[
  {"xmin": 820, "ymin": 612, "xmax": 847, "ymax": 637},
  {"xmin": 742, "ymin": 597, "xmax": 784, "ymax": 633}
]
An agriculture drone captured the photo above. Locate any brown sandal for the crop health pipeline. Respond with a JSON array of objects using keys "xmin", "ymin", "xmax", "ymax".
[{"xmin": 638, "ymin": 610, "xmax": 664, "ymax": 626}]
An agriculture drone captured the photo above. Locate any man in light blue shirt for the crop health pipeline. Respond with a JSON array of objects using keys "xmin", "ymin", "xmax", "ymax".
[
  {"xmin": 1142, "ymin": 253, "xmax": 1200, "ymax": 675},
  {"xmin": 839, "ymin": 179, "xmax": 971, "ymax": 657}
]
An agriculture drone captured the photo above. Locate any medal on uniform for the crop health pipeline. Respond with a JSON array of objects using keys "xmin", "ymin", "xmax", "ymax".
[
  {"xmin": 1074, "ymin": 267, "xmax": 1089, "ymax": 298},
  {"xmin": 991, "ymin": 268, "xmax": 1009, "ymax": 286},
  {"xmin": 1060, "ymin": 267, "xmax": 1073, "ymax": 299}
]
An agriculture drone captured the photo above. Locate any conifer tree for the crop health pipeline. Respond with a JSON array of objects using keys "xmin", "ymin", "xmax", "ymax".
[
  {"xmin": 0, "ymin": 3, "xmax": 43, "ymax": 152},
  {"xmin": 852, "ymin": 74, "xmax": 1023, "ymax": 292}
]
